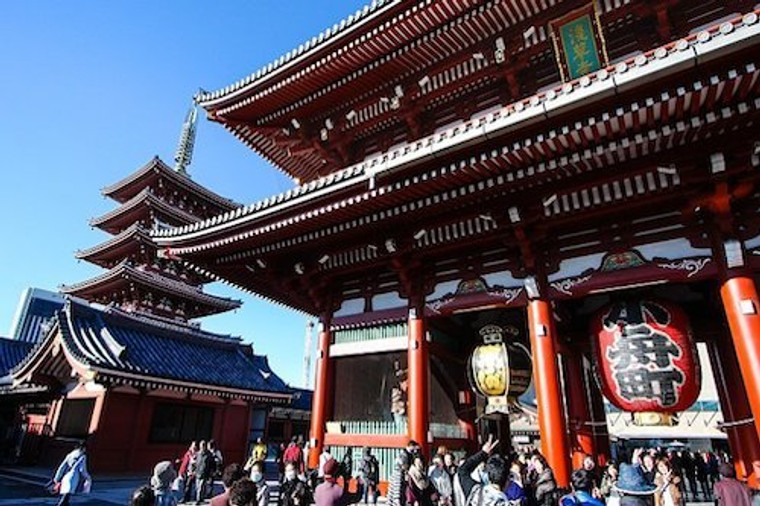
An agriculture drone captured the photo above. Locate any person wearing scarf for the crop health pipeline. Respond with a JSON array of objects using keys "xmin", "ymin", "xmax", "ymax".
[{"xmin": 406, "ymin": 455, "xmax": 438, "ymax": 506}]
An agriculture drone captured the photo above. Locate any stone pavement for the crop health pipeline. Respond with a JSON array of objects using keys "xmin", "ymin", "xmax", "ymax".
[
  {"xmin": 0, "ymin": 468, "xmax": 717, "ymax": 506},
  {"xmin": 0, "ymin": 466, "xmax": 283, "ymax": 506}
]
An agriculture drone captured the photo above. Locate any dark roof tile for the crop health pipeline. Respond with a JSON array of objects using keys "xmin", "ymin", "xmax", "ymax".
[
  {"xmin": 55, "ymin": 299, "xmax": 289, "ymax": 396},
  {"xmin": 0, "ymin": 338, "xmax": 34, "ymax": 377}
]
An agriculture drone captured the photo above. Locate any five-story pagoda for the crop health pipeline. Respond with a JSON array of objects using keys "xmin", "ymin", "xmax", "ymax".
[
  {"xmin": 9, "ymin": 105, "xmax": 295, "ymax": 473},
  {"xmin": 63, "ymin": 106, "xmax": 241, "ymax": 321}
]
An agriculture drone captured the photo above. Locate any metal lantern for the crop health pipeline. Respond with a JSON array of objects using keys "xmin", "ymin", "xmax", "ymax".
[
  {"xmin": 591, "ymin": 299, "xmax": 701, "ymax": 413},
  {"xmin": 468, "ymin": 325, "xmax": 532, "ymax": 414}
]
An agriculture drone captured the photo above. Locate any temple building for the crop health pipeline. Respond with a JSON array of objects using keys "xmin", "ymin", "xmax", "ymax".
[
  {"xmin": 0, "ymin": 108, "xmax": 302, "ymax": 472},
  {"xmin": 154, "ymin": 0, "xmax": 760, "ymax": 488}
]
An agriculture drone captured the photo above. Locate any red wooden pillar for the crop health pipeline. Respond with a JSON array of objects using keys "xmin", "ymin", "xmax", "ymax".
[
  {"xmin": 720, "ymin": 276, "xmax": 760, "ymax": 446},
  {"xmin": 586, "ymin": 365, "xmax": 611, "ymax": 467},
  {"xmin": 308, "ymin": 319, "xmax": 332, "ymax": 469},
  {"xmin": 707, "ymin": 334, "xmax": 760, "ymax": 487},
  {"xmin": 218, "ymin": 399, "xmax": 230, "ymax": 452},
  {"xmin": 563, "ymin": 351, "xmax": 595, "ymax": 469},
  {"xmin": 408, "ymin": 308, "xmax": 430, "ymax": 457},
  {"xmin": 527, "ymin": 297, "xmax": 571, "ymax": 488}
]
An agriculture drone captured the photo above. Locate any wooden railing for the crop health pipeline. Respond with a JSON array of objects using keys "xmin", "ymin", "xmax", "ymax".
[
  {"xmin": 333, "ymin": 322, "xmax": 408, "ymax": 344},
  {"xmin": 328, "ymin": 420, "xmax": 407, "ymax": 435},
  {"xmin": 327, "ymin": 420, "xmax": 468, "ymax": 438},
  {"xmin": 329, "ymin": 445, "xmax": 404, "ymax": 482}
]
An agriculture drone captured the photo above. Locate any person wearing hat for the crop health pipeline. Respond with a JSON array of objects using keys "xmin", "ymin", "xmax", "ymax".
[
  {"xmin": 614, "ymin": 463, "xmax": 658, "ymax": 506},
  {"xmin": 713, "ymin": 463, "xmax": 752, "ymax": 506},
  {"xmin": 314, "ymin": 458, "xmax": 364, "ymax": 506}
]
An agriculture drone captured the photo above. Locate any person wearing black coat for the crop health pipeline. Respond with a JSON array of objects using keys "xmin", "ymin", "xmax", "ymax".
[
  {"xmin": 456, "ymin": 435, "xmax": 500, "ymax": 502},
  {"xmin": 195, "ymin": 441, "xmax": 216, "ymax": 503},
  {"xmin": 528, "ymin": 453, "xmax": 558, "ymax": 506}
]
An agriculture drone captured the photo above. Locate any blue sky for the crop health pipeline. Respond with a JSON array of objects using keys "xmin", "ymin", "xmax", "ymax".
[{"xmin": 0, "ymin": 1, "xmax": 368, "ymax": 387}]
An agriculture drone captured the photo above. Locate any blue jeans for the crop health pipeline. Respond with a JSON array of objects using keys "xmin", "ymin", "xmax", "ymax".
[
  {"xmin": 195, "ymin": 477, "xmax": 208, "ymax": 503},
  {"xmin": 155, "ymin": 490, "xmax": 176, "ymax": 506}
]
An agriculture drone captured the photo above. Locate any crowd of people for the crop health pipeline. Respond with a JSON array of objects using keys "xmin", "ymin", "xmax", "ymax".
[
  {"xmin": 47, "ymin": 435, "xmax": 757, "ymax": 506},
  {"xmin": 381, "ymin": 439, "xmax": 755, "ymax": 506}
]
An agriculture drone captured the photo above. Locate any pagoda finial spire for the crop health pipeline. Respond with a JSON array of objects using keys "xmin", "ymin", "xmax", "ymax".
[{"xmin": 174, "ymin": 101, "xmax": 198, "ymax": 175}]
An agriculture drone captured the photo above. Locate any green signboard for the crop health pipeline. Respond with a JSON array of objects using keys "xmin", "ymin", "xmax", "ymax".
[{"xmin": 558, "ymin": 14, "xmax": 602, "ymax": 80}]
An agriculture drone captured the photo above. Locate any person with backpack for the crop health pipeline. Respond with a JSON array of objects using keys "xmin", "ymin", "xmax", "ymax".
[
  {"xmin": 195, "ymin": 440, "xmax": 217, "ymax": 503},
  {"xmin": 559, "ymin": 470, "xmax": 605, "ymax": 506},
  {"xmin": 360, "ymin": 447, "xmax": 381, "ymax": 505},
  {"xmin": 52, "ymin": 441, "xmax": 92, "ymax": 506}
]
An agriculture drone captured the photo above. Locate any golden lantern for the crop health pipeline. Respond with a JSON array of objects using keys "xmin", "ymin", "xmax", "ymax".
[{"xmin": 468, "ymin": 325, "xmax": 532, "ymax": 414}]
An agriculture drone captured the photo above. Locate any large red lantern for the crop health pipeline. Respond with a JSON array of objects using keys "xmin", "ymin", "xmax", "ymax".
[{"xmin": 591, "ymin": 299, "xmax": 701, "ymax": 413}]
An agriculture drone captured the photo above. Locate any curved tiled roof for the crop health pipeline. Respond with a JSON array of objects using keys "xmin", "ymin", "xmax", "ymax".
[
  {"xmin": 75, "ymin": 224, "xmax": 153, "ymax": 262},
  {"xmin": 21, "ymin": 299, "xmax": 292, "ymax": 400},
  {"xmin": 196, "ymin": 0, "xmax": 398, "ymax": 106},
  {"xmin": 90, "ymin": 187, "xmax": 201, "ymax": 232},
  {"xmin": 153, "ymin": 163, "xmax": 364, "ymax": 238},
  {"xmin": 61, "ymin": 262, "xmax": 241, "ymax": 315},
  {"xmin": 101, "ymin": 156, "xmax": 240, "ymax": 210},
  {"xmin": 155, "ymin": 10, "xmax": 760, "ymax": 246},
  {"xmin": 0, "ymin": 338, "xmax": 34, "ymax": 377}
]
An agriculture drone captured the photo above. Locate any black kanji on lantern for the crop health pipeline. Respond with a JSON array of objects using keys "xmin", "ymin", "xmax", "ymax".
[
  {"xmin": 607, "ymin": 324, "xmax": 681, "ymax": 369},
  {"xmin": 603, "ymin": 300, "xmax": 685, "ymax": 408},
  {"xmin": 613, "ymin": 367, "xmax": 684, "ymax": 406}
]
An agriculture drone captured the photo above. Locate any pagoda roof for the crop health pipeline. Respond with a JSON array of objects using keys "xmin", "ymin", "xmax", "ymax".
[
  {"xmin": 196, "ymin": 0, "xmax": 398, "ymax": 107},
  {"xmin": 90, "ymin": 187, "xmax": 200, "ymax": 234},
  {"xmin": 61, "ymin": 261, "xmax": 241, "ymax": 318},
  {"xmin": 153, "ymin": 12, "xmax": 760, "ymax": 313},
  {"xmin": 195, "ymin": 0, "xmax": 659, "ymax": 183},
  {"xmin": 12, "ymin": 299, "xmax": 292, "ymax": 403},
  {"xmin": 157, "ymin": 13, "xmax": 760, "ymax": 247},
  {"xmin": 101, "ymin": 156, "xmax": 240, "ymax": 211},
  {"xmin": 75, "ymin": 224, "xmax": 154, "ymax": 267}
]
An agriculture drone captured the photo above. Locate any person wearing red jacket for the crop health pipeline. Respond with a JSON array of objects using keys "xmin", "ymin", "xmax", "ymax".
[
  {"xmin": 283, "ymin": 438, "xmax": 304, "ymax": 474},
  {"xmin": 178, "ymin": 441, "xmax": 198, "ymax": 503}
]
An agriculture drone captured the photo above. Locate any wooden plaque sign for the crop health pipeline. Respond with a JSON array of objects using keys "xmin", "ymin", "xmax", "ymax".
[{"xmin": 549, "ymin": 4, "xmax": 609, "ymax": 82}]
